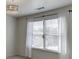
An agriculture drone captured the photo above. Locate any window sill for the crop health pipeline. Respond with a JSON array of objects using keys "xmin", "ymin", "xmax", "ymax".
[{"xmin": 32, "ymin": 48, "xmax": 60, "ymax": 54}]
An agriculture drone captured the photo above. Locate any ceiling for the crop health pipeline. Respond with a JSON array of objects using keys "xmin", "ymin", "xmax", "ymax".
[{"xmin": 6, "ymin": 0, "xmax": 72, "ymax": 17}]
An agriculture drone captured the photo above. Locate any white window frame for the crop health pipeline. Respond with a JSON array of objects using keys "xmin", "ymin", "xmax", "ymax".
[{"xmin": 27, "ymin": 15, "xmax": 61, "ymax": 53}]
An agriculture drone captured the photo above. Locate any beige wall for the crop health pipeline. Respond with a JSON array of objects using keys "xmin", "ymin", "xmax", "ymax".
[
  {"xmin": 6, "ymin": 15, "xmax": 17, "ymax": 57},
  {"xmin": 66, "ymin": 11, "xmax": 72, "ymax": 59},
  {"xmin": 6, "ymin": 15, "xmax": 27, "ymax": 57},
  {"xmin": 16, "ymin": 18, "xmax": 27, "ymax": 56}
]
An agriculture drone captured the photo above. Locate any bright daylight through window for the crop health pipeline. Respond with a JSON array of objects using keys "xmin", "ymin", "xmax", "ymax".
[{"xmin": 30, "ymin": 18, "xmax": 61, "ymax": 52}]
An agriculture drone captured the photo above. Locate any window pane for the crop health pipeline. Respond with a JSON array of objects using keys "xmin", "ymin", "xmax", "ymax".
[
  {"xmin": 45, "ymin": 35, "xmax": 59, "ymax": 51},
  {"xmin": 45, "ymin": 19, "xmax": 58, "ymax": 35},
  {"xmin": 33, "ymin": 21, "xmax": 43, "ymax": 35},
  {"xmin": 32, "ymin": 35, "xmax": 43, "ymax": 49}
]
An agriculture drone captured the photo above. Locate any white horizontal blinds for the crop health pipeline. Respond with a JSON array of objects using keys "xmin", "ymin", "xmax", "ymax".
[
  {"xmin": 44, "ymin": 18, "xmax": 59, "ymax": 51},
  {"xmin": 32, "ymin": 21, "xmax": 43, "ymax": 49},
  {"xmin": 45, "ymin": 19, "xmax": 59, "ymax": 35},
  {"xmin": 27, "ymin": 18, "xmax": 44, "ymax": 50},
  {"xmin": 29, "ymin": 14, "xmax": 61, "ymax": 52},
  {"xmin": 43, "ymin": 14, "xmax": 59, "ymax": 51}
]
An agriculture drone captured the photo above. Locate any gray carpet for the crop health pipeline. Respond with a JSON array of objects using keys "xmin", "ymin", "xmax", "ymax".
[{"xmin": 6, "ymin": 56, "xmax": 31, "ymax": 59}]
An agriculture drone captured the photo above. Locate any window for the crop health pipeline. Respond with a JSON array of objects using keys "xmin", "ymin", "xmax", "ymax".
[
  {"xmin": 32, "ymin": 21, "xmax": 43, "ymax": 48},
  {"xmin": 45, "ymin": 19, "xmax": 59, "ymax": 51},
  {"xmin": 28, "ymin": 18, "xmax": 61, "ymax": 52}
]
